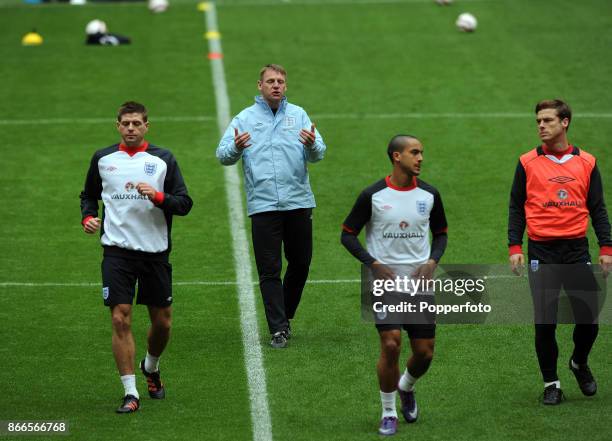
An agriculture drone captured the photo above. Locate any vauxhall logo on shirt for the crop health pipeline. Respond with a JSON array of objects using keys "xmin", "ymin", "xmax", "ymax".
[
  {"xmin": 110, "ymin": 181, "xmax": 149, "ymax": 201},
  {"xmin": 541, "ymin": 188, "xmax": 583, "ymax": 208},
  {"xmin": 382, "ymin": 221, "xmax": 425, "ymax": 239}
]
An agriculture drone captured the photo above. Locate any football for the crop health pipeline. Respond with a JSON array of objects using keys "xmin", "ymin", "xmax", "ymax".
[
  {"xmin": 85, "ymin": 19, "xmax": 107, "ymax": 35},
  {"xmin": 148, "ymin": 0, "xmax": 169, "ymax": 13},
  {"xmin": 456, "ymin": 13, "xmax": 477, "ymax": 32}
]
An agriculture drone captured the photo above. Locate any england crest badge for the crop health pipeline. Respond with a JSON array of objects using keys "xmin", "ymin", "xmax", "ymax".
[
  {"xmin": 284, "ymin": 116, "xmax": 295, "ymax": 128},
  {"xmin": 416, "ymin": 200, "xmax": 427, "ymax": 216},
  {"xmin": 144, "ymin": 162, "xmax": 157, "ymax": 176}
]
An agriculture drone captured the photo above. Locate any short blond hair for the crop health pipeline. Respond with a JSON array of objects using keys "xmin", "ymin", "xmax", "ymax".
[{"xmin": 259, "ymin": 64, "xmax": 287, "ymax": 80}]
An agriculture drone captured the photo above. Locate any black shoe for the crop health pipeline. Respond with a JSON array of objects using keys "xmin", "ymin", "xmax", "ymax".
[
  {"xmin": 542, "ymin": 384, "xmax": 564, "ymax": 405},
  {"xmin": 270, "ymin": 331, "xmax": 288, "ymax": 349},
  {"xmin": 116, "ymin": 394, "xmax": 140, "ymax": 413},
  {"xmin": 398, "ymin": 388, "xmax": 418, "ymax": 423},
  {"xmin": 140, "ymin": 360, "xmax": 166, "ymax": 399},
  {"xmin": 286, "ymin": 322, "xmax": 292, "ymax": 340},
  {"xmin": 569, "ymin": 359, "xmax": 597, "ymax": 396}
]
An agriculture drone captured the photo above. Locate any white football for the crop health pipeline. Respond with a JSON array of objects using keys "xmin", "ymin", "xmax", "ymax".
[
  {"xmin": 456, "ymin": 13, "xmax": 477, "ymax": 32},
  {"xmin": 148, "ymin": 0, "xmax": 169, "ymax": 13},
  {"xmin": 435, "ymin": 0, "xmax": 453, "ymax": 5},
  {"xmin": 85, "ymin": 19, "xmax": 107, "ymax": 35}
]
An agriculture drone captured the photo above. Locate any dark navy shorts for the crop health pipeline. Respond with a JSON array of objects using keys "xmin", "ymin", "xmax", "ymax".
[
  {"xmin": 101, "ymin": 256, "xmax": 172, "ymax": 307},
  {"xmin": 375, "ymin": 323, "xmax": 436, "ymax": 339}
]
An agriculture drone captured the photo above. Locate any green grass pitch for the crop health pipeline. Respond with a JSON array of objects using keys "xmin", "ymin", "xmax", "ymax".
[{"xmin": 0, "ymin": 0, "xmax": 611, "ymax": 440}]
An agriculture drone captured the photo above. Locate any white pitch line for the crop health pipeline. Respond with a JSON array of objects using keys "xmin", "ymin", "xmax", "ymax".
[
  {"xmin": 0, "ymin": 116, "xmax": 215, "ymax": 126},
  {"xmin": 0, "ymin": 275, "xmax": 529, "ymax": 288},
  {"xmin": 1, "ymin": 112, "xmax": 612, "ymax": 126},
  {"xmin": 0, "ymin": 0, "xmax": 495, "ymax": 8},
  {"xmin": 311, "ymin": 112, "xmax": 612, "ymax": 120},
  {"xmin": 216, "ymin": 0, "xmax": 496, "ymax": 6},
  {"xmin": 0, "ymin": 279, "xmax": 361, "ymax": 288},
  {"xmin": 203, "ymin": 3, "xmax": 273, "ymax": 441}
]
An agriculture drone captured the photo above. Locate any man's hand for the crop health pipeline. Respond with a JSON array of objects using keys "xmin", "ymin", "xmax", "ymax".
[
  {"xmin": 600, "ymin": 254, "xmax": 612, "ymax": 279},
  {"xmin": 299, "ymin": 124, "xmax": 316, "ymax": 148},
  {"xmin": 412, "ymin": 259, "xmax": 438, "ymax": 280},
  {"xmin": 370, "ymin": 260, "xmax": 396, "ymax": 281},
  {"xmin": 510, "ymin": 253, "xmax": 525, "ymax": 276},
  {"xmin": 83, "ymin": 217, "xmax": 101, "ymax": 234},
  {"xmin": 136, "ymin": 183, "xmax": 158, "ymax": 201},
  {"xmin": 234, "ymin": 127, "xmax": 252, "ymax": 150}
]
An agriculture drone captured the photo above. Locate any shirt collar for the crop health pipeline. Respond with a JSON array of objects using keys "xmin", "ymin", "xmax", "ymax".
[
  {"xmin": 255, "ymin": 95, "xmax": 287, "ymax": 113},
  {"xmin": 542, "ymin": 144, "xmax": 573, "ymax": 159},
  {"xmin": 385, "ymin": 175, "xmax": 417, "ymax": 191},
  {"xmin": 119, "ymin": 141, "xmax": 149, "ymax": 156}
]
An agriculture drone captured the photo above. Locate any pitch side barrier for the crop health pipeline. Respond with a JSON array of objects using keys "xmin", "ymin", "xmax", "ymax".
[{"xmin": 360, "ymin": 264, "xmax": 610, "ymax": 325}]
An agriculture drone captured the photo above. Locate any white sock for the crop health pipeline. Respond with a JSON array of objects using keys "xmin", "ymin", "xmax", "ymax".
[
  {"xmin": 544, "ymin": 380, "xmax": 560, "ymax": 389},
  {"xmin": 399, "ymin": 369, "xmax": 417, "ymax": 392},
  {"xmin": 144, "ymin": 351, "xmax": 160, "ymax": 373},
  {"xmin": 570, "ymin": 359, "xmax": 581, "ymax": 370},
  {"xmin": 380, "ymin": 391, "xmax": 397, "ymax": 418},
  {"xmin": 120, "ymin": 374, "xmax": 139, "ymax": 399}
]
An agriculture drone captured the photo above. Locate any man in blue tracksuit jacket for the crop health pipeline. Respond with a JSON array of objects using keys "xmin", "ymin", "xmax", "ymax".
[{"xmin": 216, "ymin": 64, "xmax": 326, "ymax": 348}]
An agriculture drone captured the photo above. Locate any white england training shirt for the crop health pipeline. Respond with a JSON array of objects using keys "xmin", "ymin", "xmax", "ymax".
[
  {"xmin": 80, "ymin": 142, "xmax": 192, "ymax": 258},
  {"xmin": 342, "ymin": 176, "xmax": 448, "ymax": 266}
]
